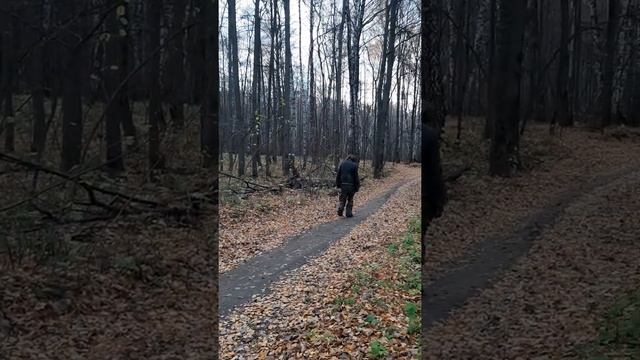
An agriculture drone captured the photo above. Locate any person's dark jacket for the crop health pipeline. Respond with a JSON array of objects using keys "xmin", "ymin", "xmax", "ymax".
[
  {"xmin": 423, "ymin": 126, "xmax": 446, "ymax": 225},
  {"xmin": 336, "ymin": 159, "xmax": 360, "ymax": 192}
]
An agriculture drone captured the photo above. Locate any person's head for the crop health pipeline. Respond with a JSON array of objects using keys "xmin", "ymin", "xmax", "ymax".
[{"xmin": 346, "ymin": 154, "xmax": 359, "ymax": 163}]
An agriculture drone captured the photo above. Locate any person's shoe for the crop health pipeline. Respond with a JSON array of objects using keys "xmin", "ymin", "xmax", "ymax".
[
  {"xmin": 337, "ymin": 210, "xmax": 343, "ymax": 217},
  {"xmin": 346, "ymin": 213, "xmax": 353, "ymax": 218}
]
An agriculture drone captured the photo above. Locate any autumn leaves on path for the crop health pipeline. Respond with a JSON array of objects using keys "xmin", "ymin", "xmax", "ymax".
[
  {"xmin": 219, "ymin": 165, "xmax": 421, "ymax": 358},
  {"xmin": 423, "ymin": 125, "xmax": 640, "ymax": 359}
]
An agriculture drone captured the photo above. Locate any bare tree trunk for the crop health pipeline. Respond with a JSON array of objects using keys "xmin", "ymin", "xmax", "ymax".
[
  {"xmin": 373, "ymin": 0, "xmax": 400, "ymax": 179},
  {"xmin": 147, "ymin": 0, "xmax": 164, "ymax": 170},
  {"xmin": 334, "ymin": 0, "xmax": 346, "ymax": 168},
  {"xmin": 2, "ymin": 30, "xmax": 14, "ymax": 153},
  {"xmin": 104, "ymin": 1, "xmax": 129, "ymax": 174},
  {"xmin": 408, "ymin": 47, "xmax": 419, "ymax": 162},
  {"xmin": 422, "ymin": 0, "xmax": 446, "ymax": 135},
  {"xmin": 484, "ymin": 0, "xmax": 496, "ymax": 138},
  {"xmin": 61, "ymin": 2, "xmax": 84, "ymax": 171},
  {"xmin": 452, "ymin": 0, "xmax": 468, "ymax": 140},
  {"xmin": 167, "ymin": 0, "xmax": 187, "ymax": 131},
  {"xmin": 347, "ymin": 0, "xmax": 365, "ymax": 157},
  {"xmin": 551, "ymin": 0, "xmax": 571, "ymax": 133},
  {"xmin": 600, "ymin": 0, "xmax": 621, "ymax": 129},
  {"xmin": 201, "ymin": 0, "xmax": 218, "ymax": 169},
  {"xmin": 297, "ymin": 0, "xmax": 304, "ymax": 158},
  {"xmin": 308, "ymin": 0, "xmax": 317, "ymax": 164},
  {"xmin": 283, "ymin": 0, "xmax": 293, "ymax": 175},
  {"xmin": 229, "ymin": 0, "xmax": 244, "ymax": 175},
  {"xmin": 628, "ymin": 3, "xmax": 640, "ymax": 127},
  {"xmin": 394, "ymin": 52, "xmax": 402, "ymax": 163},
  {"xmin": 251, "ymin": 0, "xmax": 262, "ymax": 177},
  {"xmin": 29, "ymin": 4, "xmax": 46, "ymax": 157},
  {"xmin": 570, "ymin": 0, "xmax": 583, "ymax": 117},
  {"xmin": 489, "ymin": 0, "xmax": 526, "ymax": 177}
]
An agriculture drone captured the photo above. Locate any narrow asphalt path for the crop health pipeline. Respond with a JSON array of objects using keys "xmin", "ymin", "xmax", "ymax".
[
  {"xmin": 219, "ymin": 179, "xmax": 414, "ymax": 317},
  {"xmin": 422, "ymin": 166, "xmax": 640, "ymax": 331}
]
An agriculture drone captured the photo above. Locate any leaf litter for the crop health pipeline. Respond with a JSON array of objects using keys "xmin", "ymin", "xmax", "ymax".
[
  {"xmin": 220, "ymin": 169, "xmax": 421, "ymax": 359},
  {"xmin": 422, "ymin": 122, "xmax": 640, "ymax": 358},
  {"xmin": 220, "ymin": 164, "xmax": 418, "ymax": 273}
]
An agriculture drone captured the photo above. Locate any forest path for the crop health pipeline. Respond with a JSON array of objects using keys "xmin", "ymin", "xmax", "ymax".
[
  {"xmin": 423, "ymin": 164, "xmax": 640, "ymax": 329},
  {"xmin": 422, "ymin": 164, "xmax": 640, "ymax": 358},
  {"xmin": 219, "ymin": 176, "xmax": 417, "ymax": 316}
]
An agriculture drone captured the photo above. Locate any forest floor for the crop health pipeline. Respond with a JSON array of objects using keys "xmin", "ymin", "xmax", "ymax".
[
  {"xmin": 219, "ymin": 164, "xmax": 422, "ymax": 359},
  {"xmin": 219, "ymin": 158, "xmax": 415, "ymax": 273},
  {"xmin": 0, "ymin": 101, "xmax": 218, "ymax": 358},
  {"xmin": 423, "ymin": 120, "xmax": 640, "ymax": 359}
]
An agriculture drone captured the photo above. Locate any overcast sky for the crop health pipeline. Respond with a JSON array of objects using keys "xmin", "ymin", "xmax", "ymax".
[{"xmin": 219, "ymin": 0, "xmax": 420, "ymax": 107}]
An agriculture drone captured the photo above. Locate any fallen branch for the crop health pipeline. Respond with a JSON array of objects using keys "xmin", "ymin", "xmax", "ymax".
[
  {"xmin": 220, "ymin": 171, "xmax": 272, "ymax": 190},
  {"xmin": 0, "ymin": 152, "xmax": 162, "ymax": 212}
]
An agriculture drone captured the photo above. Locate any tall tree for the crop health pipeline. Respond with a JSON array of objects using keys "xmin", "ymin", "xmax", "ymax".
[
  {"xmin": 421, "ymin": 0, "xmax": 446, "ymax": 134},
  {"xmin": 346, "ymin": 0, "xmax": 366, "ymax": 157},
  {"xmin": 334, "ymin": 0, "xmax": 347, "ymax": 168},
  {"xmin": 484, "ymin": 0, "xmax": 496, "ymax": 138},
  {"xmin": 551, "ymin": 0, "xmax": 572, "ymax": 133},
  {"xmin": 251, "ymin": 0, "xmax": 262, "ymax": 177},
  {"xmin": 228, "ymin": 0, "xmax": 245, "ymax": 175},
  {"xmin": 373, "ymin": 0, "xmax": 400, "ymax": 178},
  {"xmin": 166, "ymin": 0, "xmax": 187, "ymax": 130},
  {"xmin": 104, "ymin": 1, "xmax": 129, "ymax": 173},
  {"xmin": 283, "ymin": 0, "xmax": 293, "ymax": 174},
  {"xmin": 147, "ymin": 0, "xmax": 164, "ymax": 170},
  {"xmin": 202, "ymin": 0, "xmax": 218, "ymax": 169},
  {"xmin": 61, "ymin": 1, "xmax": 85, "ymax": 171},
  {"xmin": 570, "ymin": 0, "xmax": 583, "ymax": 116},
  {"xmin": 308, "ymin": 0, "xmax": 317, "ymax": 163},
  {"xmin": 600, "ymin": 0, "xmax": 621, "ymax": 129},
  {"xmin": 2, "ymin": 30, "xmax": 14, "ymax": 153},
  {"xmin": 29, "ymin": 3, "xmax": 46, "ymax": 157},
  {"xmin": 489, "ymin": 0, "xmax": 527, "ymax": 176}
]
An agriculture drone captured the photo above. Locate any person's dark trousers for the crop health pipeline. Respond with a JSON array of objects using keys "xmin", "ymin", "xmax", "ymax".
[{"xmin": 337, "ymin": 184, "xmax": 356, "ymax": 217}]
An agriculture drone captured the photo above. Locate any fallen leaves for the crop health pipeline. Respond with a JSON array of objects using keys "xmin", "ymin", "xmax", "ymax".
[
  {"xmin": 220, "ymin": 164, "xmax": 418, "ymax": 273},
  {"xmin": 220, "ymin": 173, "xmax": 421, "ymax": 359},
  {"xmin": 422, "ymin": 123, "xmax": 640, "ymax": 358}
]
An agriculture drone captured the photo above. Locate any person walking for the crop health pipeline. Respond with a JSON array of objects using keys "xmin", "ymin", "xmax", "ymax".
[{"xmin": 336, "ymin": 154, "xmax": 360, "ymax": 218}]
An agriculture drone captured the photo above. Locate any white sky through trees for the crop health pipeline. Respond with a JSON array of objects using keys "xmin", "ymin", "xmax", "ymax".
[{"xmin": 218, "ymin": 0, "xmax": 420, "ymax": 108}]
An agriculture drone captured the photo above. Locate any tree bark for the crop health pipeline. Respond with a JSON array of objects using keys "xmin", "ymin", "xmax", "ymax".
[
  {"xmin": 228, "ymin": 0, "xmax": 244, "ymax": 175},
  {"xmin": 600, "ymin": 0, "xmax": 621, "ymax": 129},
  {"xmin": 373, "ymin": 0, "xmax": 400, "ymax": 179},
  {"xmin": 283, "ymin": 0, "xmax": 293, "ymax": 175},
  {"xmin": 2, "ymin": 30, "xmax": 14, "ymax": 153},
  {"xmin": 201, "ymin": 0, "xmax": 218, "ymax": 169},
  {"xmin": 147, "ymin": 0, "xmax": 163, "ymax": 170},
  {"xmin": 61, "ymin": 1, "xmax": 84, "ymax": 171},
  {"xmin": 551, "ymin": 0, "xmax": 572, "ymax": 133},
  {"xmin": 346, "ymin": 0, "xmax": 366, "ymax": 157},
  {"xmin": 29, "ymin": 3, "xmax": 46, "ymax": 157},
  {"xmin": 489, "ymin": 0, "xmax": 526, "ymax": 177},
  {"xmin": 484, "ymin": 0, "xmax": 496, "ymax": 138},
  {"xmin": 104, "ymin": 1, "xmax": 128, "ymax": 173},
  {"xmin": 251, "ymin": 0, "xmax": 262, "ymax": 177},
  {"xmin": 421, "ymin": 0, "xmax": 446, "ymax": 135}
]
